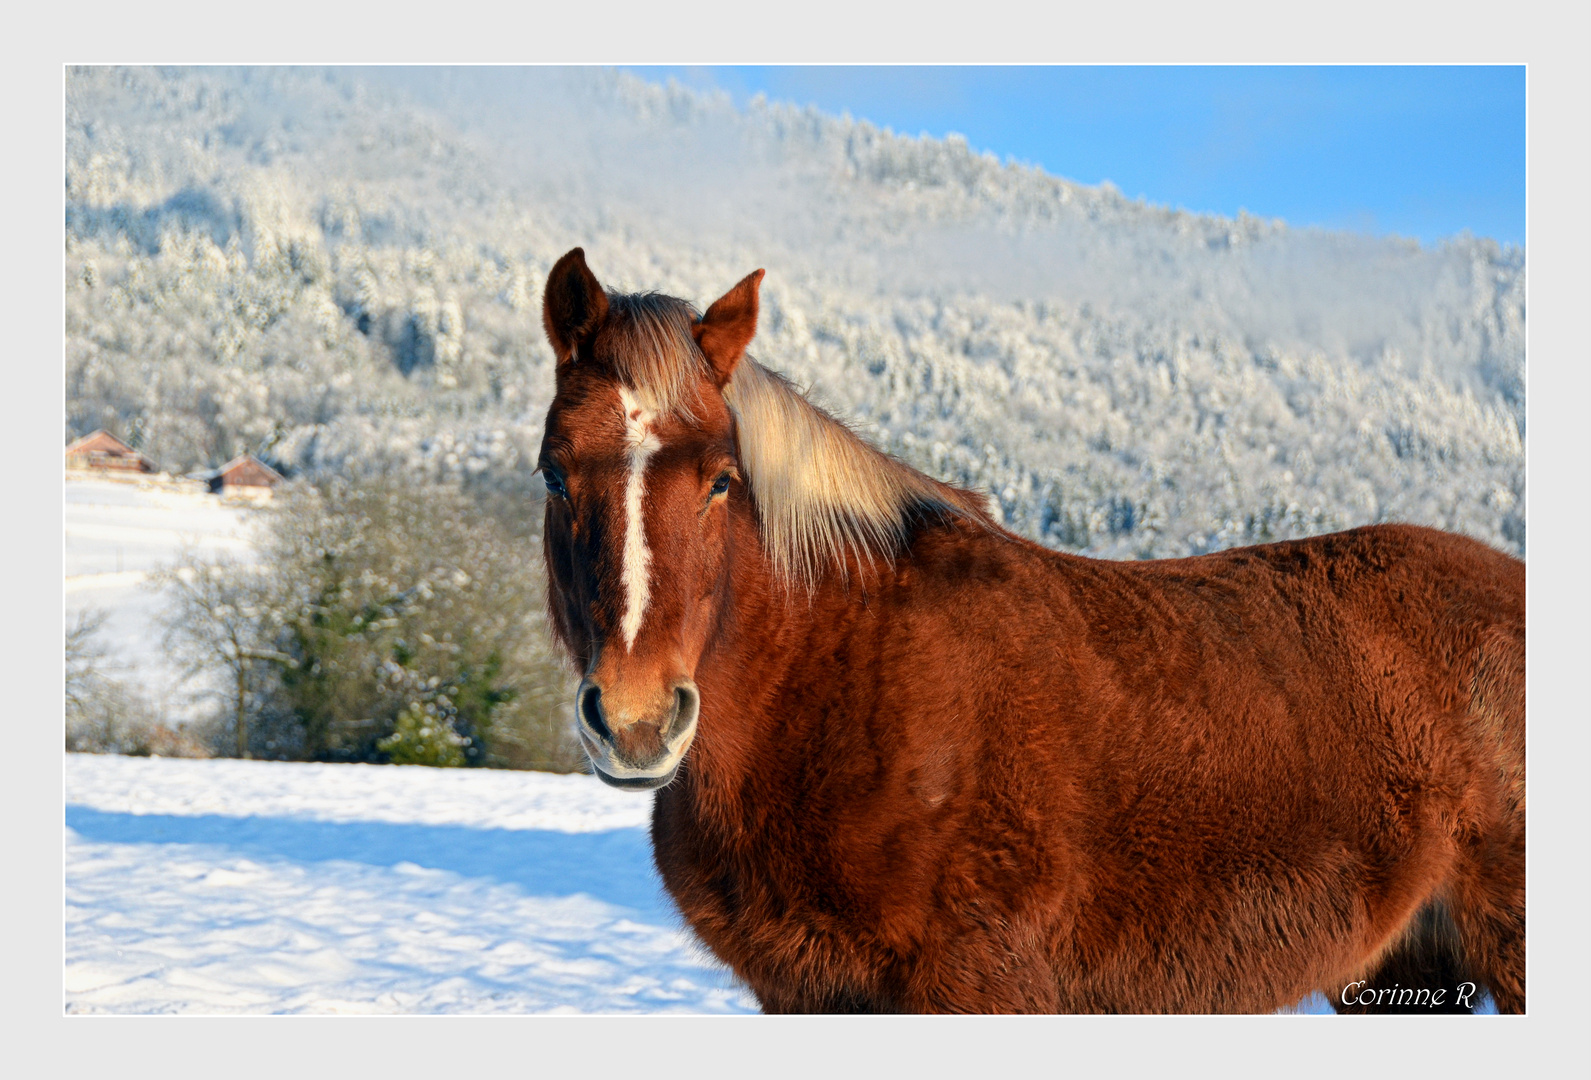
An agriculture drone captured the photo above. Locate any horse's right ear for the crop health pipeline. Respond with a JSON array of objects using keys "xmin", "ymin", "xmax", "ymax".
[{"xmin": 543, "ymin": 248, "xmax": 609, "ymax": 367}]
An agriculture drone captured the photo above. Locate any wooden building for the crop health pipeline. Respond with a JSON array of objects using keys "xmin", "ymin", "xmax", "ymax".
[
  {"xmin": 207, "ymin": 454, "xmax": 284, "ymax": 498},
  {"xmin": 65, "ymin": 430, "xmax": 158, "ymax": 474}
]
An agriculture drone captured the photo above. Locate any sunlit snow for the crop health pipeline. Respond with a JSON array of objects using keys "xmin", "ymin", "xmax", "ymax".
[{"xmin": 64, "ymin": 753, "xmax": 756, "ymax": 1014}]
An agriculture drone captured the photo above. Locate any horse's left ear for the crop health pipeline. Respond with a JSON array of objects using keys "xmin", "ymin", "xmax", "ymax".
[{"xmin": 694, "ymin": 269, "xmax": 764, "ymax": 387}]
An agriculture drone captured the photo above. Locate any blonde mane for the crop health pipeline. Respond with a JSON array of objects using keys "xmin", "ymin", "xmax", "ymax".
[{"xmin": 601, "ymin": 292, "xmax": 988, "ymax": 589}]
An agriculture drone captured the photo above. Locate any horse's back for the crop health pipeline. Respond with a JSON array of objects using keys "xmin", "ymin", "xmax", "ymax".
[
  {"xmin": 891, "ymin": 520, "xmax": 1524, "ymax": 790},
  {"xmin": 1055, "ymin": 522, "xmax": 1522, "ymax": 718},
  {"xmin": 1043, "ymin": 522, "xmax": 1525, "ymax": 821},
  {"xmin": 1198, "ymin": 524, "xmax": 1525, "ymax": 780}
]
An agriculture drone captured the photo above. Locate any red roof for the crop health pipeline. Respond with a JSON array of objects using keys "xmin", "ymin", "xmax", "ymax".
[
  {"xmin": 215, "ymin": 454, "xmax": 284, "ymax": 488},
  {"xmin": 65, "ymin": 430, "xmax": 157, "ymax": 472},
  {"xmin": 66, "ymin": 429, "xmax": 136, "ymax": 456}
]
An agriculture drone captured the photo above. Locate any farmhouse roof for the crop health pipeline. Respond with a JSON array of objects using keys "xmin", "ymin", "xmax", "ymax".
[
  {"xmin": 64, "ymin": 429, "xmax": 158, "ymax": 471},
  {"xmin": 211, "ymin": 454, "xmax": 285, "ymax": 487}
]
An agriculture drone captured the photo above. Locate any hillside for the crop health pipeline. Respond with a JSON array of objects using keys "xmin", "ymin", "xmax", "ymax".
[{"xmin": 64, "ymin": 66, "xmax": 1525, "ymax": 560}]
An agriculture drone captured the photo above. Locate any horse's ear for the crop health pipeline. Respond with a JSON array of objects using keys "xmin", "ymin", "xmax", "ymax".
[
  {"xmin": 543, "ymin": 247, "xmax": 609, "ymax": 367},
  {"xmin": 694, "ymin": 269, "xmax": 765, "ymax": 387}
]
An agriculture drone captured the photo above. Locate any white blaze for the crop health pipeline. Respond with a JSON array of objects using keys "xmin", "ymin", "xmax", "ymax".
[{"xmin": 618, "ymin": 386, "xmax": 661, "ymax": 651}]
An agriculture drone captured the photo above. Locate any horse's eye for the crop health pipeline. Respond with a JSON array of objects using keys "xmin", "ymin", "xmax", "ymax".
[
  {"xmin": 543, "ymin": 471, "xmax": 568, "ymax": 500},
  {"xmin": 710, "ymin": 472, "xmax": 732, "ymax": 497}
]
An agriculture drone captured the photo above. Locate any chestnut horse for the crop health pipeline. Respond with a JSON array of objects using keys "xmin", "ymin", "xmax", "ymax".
[{"xmin": 536, "ymin": 248, "xmax": 1525, "ymax": 1014}]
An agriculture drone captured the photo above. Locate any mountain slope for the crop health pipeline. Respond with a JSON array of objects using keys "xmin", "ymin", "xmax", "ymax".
[{"xmin": 64, "ymin": 66, "xmax": 1525, "ymax": 559}]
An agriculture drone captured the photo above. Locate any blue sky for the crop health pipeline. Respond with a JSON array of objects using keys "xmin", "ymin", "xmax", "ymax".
[{"xmin": 622, "ymin": 66, "xmax": 1524, "ymax": 248}]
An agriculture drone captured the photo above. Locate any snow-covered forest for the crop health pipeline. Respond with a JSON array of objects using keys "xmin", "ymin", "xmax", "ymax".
[{"xmin": 65, "ymin": 66, "xmax": 1524, "ymax": 562}]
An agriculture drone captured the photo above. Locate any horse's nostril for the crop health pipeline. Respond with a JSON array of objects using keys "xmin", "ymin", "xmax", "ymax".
[
  {"xmin": 673, "ymin": 683, "xmax": 700, "ymax": 737},
  {"xmin": 579, "ymin": 684, "xmax": 611, "ymax": 742}
]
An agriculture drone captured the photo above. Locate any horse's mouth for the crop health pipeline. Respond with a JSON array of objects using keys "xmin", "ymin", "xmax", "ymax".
[
  {"xmin": 577, "ymin": 718, "xmax": 696, "ymax": 791},
  {"xmin": 588, "ymin": 758, "xmax": 682, "ymax": 790}
]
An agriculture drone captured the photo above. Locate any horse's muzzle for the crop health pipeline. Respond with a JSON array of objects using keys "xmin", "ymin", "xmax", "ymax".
[{"xmin": 575, "ymin": 678, "xmax": 700, "ymax": 790}]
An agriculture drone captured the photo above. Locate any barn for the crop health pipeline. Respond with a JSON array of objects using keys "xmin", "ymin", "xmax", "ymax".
[
  {"xmin": 206, "ymin": 454, "xmax": 284, "ymax": 499},
  {"xmin": 65, "ymin": 430, "xmax": 158, "ymax": 474}
]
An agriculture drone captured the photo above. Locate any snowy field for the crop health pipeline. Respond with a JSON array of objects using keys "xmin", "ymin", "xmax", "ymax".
[
  {"xmin": 63, "ymin": 754, "xmax": 1369, "ymax": 1016},
  {"xmin": 62, "ymin": 482, "xmax": 763, "ymax": 1014},
  {"xmin": 65, "ymin": 475, "xmax": 263, "ymax": 720},
  {"xmin": 64, "ymin": 753, "xmax": 758, "ymax": 1014}
]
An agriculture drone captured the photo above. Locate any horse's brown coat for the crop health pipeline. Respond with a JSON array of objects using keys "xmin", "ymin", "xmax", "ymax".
[{"xmin": 537, "ymin": 249, "xmax": 1526, "ymax": 1013}]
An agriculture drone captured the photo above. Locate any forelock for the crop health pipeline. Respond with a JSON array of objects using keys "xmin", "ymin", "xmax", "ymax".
[{"xmin": 599, "ymin": 292, "xmax": 708, "ymax": 417}]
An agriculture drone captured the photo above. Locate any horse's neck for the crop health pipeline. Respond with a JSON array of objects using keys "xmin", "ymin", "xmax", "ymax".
[{"xmin": 684, "ymin": 500, "xmax": 857, "ymax": 818}]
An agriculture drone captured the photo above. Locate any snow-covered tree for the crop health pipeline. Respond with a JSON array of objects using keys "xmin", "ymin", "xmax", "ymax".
[{"xmin": 64, "ymin": 66, "xmax": 1524, "ymax": 564}]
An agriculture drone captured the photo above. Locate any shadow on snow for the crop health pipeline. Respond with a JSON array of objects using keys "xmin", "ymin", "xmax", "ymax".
[{"xmin": 64, "ymin": 804, "xmax": 668, "ymax": 915}]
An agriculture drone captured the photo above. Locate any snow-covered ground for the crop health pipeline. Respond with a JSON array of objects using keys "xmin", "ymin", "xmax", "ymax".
[
  {"xmin": 64, "ymin": 753, "xmax": 758, "ymax": 1014},
  {"xmin": 64, "ymin": 754, "xmax": 1365, "ymax": 1015},
  {"xmin": 65, "ymin": 474, "xmax": 263, "ymax": 721}
]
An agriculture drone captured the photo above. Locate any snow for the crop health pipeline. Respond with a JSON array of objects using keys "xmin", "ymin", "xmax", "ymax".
[
  {"xmin": 64, "ymin": 753, "xmax": 758, "ymax": 1014},
  {"xmin": 65, "ymin": 474, "xmax": 259, "ymax": 578},
  {"xmin": 65, "ymin": 475, "xmax": 263, "ymax": 720},
  {"xmin": 63, "ymin": 754, "xmax": 1387, "ymax": 1015}
]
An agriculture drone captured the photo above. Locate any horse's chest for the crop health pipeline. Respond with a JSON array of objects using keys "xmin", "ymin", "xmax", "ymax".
[
  {"xmin": 650, "ymin": 789, "xmax": 1035, "ymax": 1011},
  {"xmin": 653, "ymin": 814, "xmax": 875, "ymax": 934}
]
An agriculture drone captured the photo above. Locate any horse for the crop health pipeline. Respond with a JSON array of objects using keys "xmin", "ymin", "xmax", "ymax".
[{"xmin": 535, "ymin": 247, "xmax": 1526, "ymax": 1014}]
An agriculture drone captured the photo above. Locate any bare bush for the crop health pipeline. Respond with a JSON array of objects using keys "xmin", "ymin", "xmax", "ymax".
[
  {"xmin": 66, "ymin": 608, "xmax": 210, "ymax": 757},
  {"xmin": 152, "ymin": 557, "xmax": 282, "ymax": 759}
]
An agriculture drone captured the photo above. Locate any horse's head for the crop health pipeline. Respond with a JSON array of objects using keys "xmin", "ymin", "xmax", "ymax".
[{"xmin": 538, "ymin": 248, "xmax": 762, "ymax": 790}]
